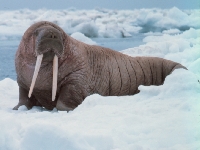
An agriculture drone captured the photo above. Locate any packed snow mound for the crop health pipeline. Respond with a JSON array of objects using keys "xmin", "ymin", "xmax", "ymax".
[
  {"xmin": 72, "ymin": 22, "xmax": 99, "ymax": 38},
  {"xmin": 70, "ymin": 32, "xmax": 97, "ymax": 45},
  {"xmin": 0, "ymin": 7, "xmax": 199, "ymax": 38},
  {"xmin": 0, "ymin": 69, "xmax": 200, "ymax": 150}
]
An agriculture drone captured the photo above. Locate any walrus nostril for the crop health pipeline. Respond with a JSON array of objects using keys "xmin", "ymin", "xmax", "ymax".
[{"xmin": 49, "ymin": 32, "xmax": 57, "ymax": 39}]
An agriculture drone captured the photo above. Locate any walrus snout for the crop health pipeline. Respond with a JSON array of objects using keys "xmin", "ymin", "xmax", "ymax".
[
  {"xmin": 42, "ymin": 50, "xmax": 55, "ymax": 62},
  {"xmin": 35, "ymin": 26, "xmax": 64, "ymax": 57},
  {"xmin": 35, "ymin": 38, "xmax": 63, "ymax": 57}
]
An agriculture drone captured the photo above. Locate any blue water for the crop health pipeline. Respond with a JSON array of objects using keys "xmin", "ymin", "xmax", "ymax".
[
  {"xmin": 0, "ymin": 38, "xmax": 20, "ymax": 81},
  {"xmin": 92, "ymin": 33, "xmax": 144, "ymax": 51},
  {"xmin": 0, "ymin": 34, "xmax": 144, "ymax": 81}
]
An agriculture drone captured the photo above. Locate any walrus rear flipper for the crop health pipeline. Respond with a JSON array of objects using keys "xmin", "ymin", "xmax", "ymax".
[{"xmin": 170, "ymin": 64, "xmax": 187, "ymax": 74}]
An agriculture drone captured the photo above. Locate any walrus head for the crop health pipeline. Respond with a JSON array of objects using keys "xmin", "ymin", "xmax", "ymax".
[{"xmin": 28, "ymin": 25, "xmax": 64, "ymax": 101}]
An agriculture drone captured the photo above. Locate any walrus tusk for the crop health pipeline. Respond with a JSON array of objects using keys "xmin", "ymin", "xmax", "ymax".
[
  {"xmin": 52, "ymin": 55, "xmax": 58, "ymax": 101},
  {"xmin": 28, "ymin": 54, "xmax": 43, "ymax": 98}
]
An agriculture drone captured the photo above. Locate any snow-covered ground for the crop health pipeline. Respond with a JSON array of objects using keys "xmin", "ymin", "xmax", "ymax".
[{"xmin": 0, "ymin": 7, "xmax": 200, "ymax": 150}]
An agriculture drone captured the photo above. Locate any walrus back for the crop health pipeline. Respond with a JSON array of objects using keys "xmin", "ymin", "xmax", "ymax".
[{"xmin": 86, "ymin": 45, "xmax": 186, "ymax": 96}]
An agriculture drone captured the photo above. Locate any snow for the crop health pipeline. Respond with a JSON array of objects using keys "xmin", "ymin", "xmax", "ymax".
[
  {"xmin": 71, "ymin": 32, "xmax": 97, "ymax": 45},
  {"xmin": 0, "ymin": 70, "xmax": 200, "ymax": 149},
  {"xmin": 122, "ymin": 28, "xmax": 200, "ymax": 67},
  {"xmin": 0, "ymin": 7, "xmax": 200, "ymax": 150},
  {"xmin": 0, "ymin": 7, "xmax": 199, "ymax": 38}
]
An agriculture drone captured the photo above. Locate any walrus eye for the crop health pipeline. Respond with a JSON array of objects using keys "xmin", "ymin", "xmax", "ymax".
[{"xmin": 34, "ymin": 29, "xmax": 39, "ymax": 36}]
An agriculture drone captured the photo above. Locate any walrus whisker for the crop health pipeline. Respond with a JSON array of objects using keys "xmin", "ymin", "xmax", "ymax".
[
  {"xmin": 28, "ymin": 54, "xmax": 43, "ymax": 98},
  {"xmin": 52, "ymin": 55, "xmax": 58, "ymax": 101}
]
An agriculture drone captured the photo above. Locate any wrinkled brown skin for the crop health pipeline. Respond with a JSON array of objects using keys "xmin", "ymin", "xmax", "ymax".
[{"xmin": 13, "ymin": 21, "xmax": 187, "ymax": 111}]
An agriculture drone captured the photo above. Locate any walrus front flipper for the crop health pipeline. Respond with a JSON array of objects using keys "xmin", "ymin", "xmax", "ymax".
[
  {"xmin": 56, "ymin": 78, "xmax": 89, "ymax": 111},
  {"xmin": 56, "ymin": 84, "xmax": 79, "ymax": 112},
  {"xmin": 13, "ymin": 86, "xmax": 41, "ymax": 110}
]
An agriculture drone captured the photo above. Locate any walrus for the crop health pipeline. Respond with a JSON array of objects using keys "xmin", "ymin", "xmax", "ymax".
[{"xmin": 13, "ymin": 21, "xmax": 186, "ymax": 111}]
